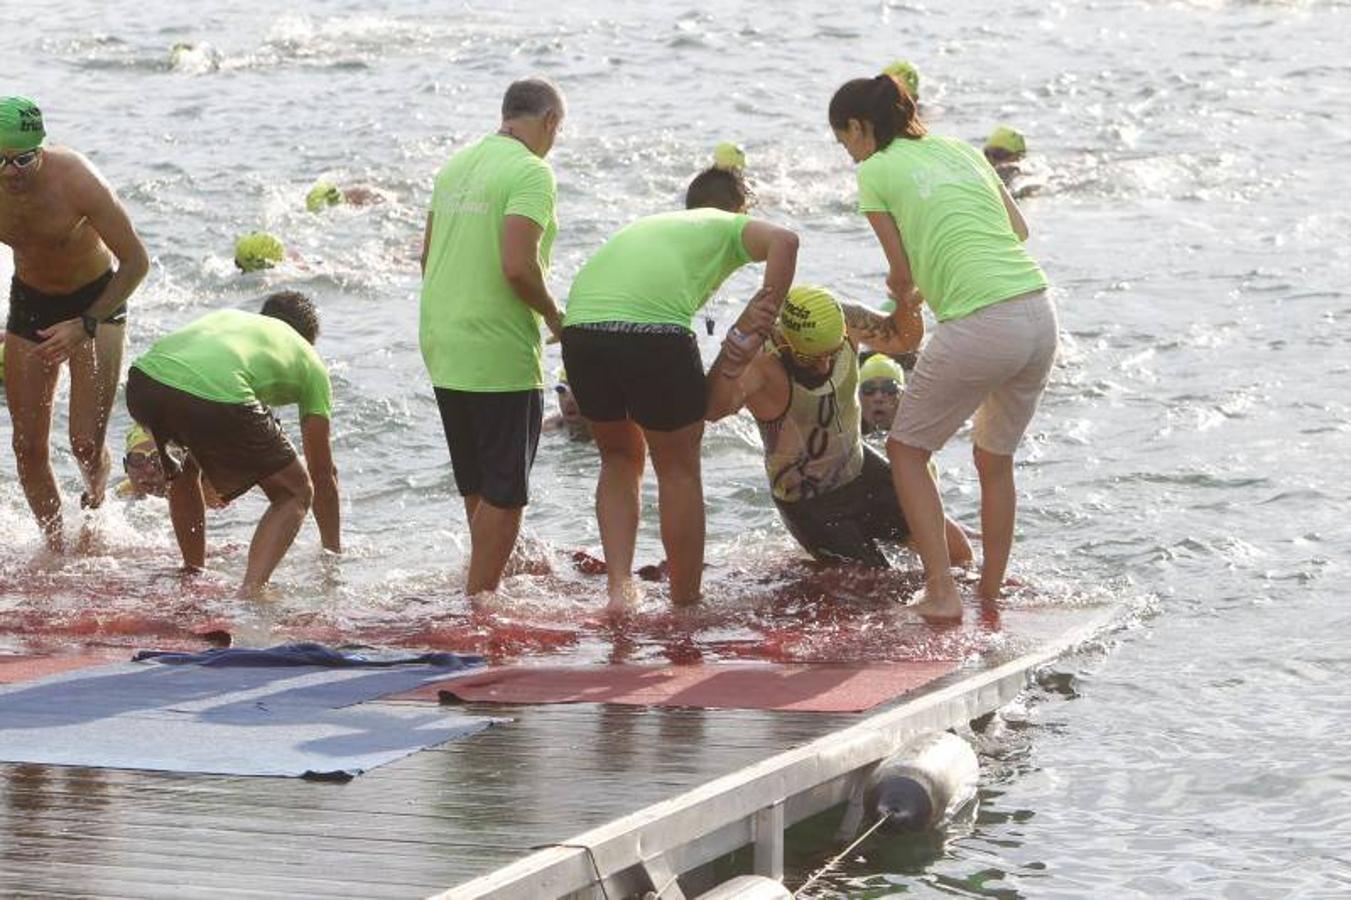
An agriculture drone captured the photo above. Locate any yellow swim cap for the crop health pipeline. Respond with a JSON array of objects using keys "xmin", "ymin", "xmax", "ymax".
[
  {"xmin": 985, "ymin": 125, "xmax": 1026, "ymax": 156},
  {"xmin": 859, "ymin": 353, "xmax": 905, "ymax": 385},
  {"xmin": 126, "ymin": 423, "xmax": 155, "ymax": 455},
  {"xmin": 306, "ymin": 181, "xmax": 344, "ymax": 212},
  {"xmin": 779, "ymin": 285, "xmax": 845, "ymax": 358},
  {"xmin": 234, "ymin": 232, "xmax": 285, "ymax": 272},
  {"xmin": 713, "ymin": 141, "xmax": 746, "ymax": 171},
  {"xmin": 883, "ymin": 60, "xmax": 920, "ymax": 100}
]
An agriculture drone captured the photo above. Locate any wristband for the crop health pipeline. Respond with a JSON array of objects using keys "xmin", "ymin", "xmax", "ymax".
[{"xmin": 726, "ymin": 325, "xmax": 758, "ymax": 350}]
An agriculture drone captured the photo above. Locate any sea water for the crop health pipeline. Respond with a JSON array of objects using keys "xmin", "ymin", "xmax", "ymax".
[{"xmin": 2, "ymin": 1, "xmax": 1348, "ymax": 895}]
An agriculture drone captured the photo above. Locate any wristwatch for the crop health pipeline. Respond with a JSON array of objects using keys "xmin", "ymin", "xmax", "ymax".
[{"xmin": 81, "ymin": 314, "xmax": 99, "ymax": 339}]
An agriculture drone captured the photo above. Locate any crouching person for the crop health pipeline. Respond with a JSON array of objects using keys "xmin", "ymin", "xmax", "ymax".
[{"xmin": 126, "ymin": 291, "xmax": 340, "ymax": 597}]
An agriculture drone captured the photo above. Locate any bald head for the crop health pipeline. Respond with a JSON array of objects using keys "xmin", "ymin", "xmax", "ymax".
[{"xmin": 501, "ymin": 77, "xmax": 566, "ymax": 122}]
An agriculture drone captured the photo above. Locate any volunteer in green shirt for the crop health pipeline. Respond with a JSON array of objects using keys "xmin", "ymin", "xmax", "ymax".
[
  {"xmin": 419, "ymin": 77, "xmax": 565, "ymax": 599},
  {"xmin": 126, "ymin": 292, "xmax": 340, "ymax": 599},
  {"xmin": 561, "ymin": 156, "xmax": 799, "ymax": 607},
  {"xmin": 829, "ymin": 71, "xmax": 1058, "ymax": 621}
]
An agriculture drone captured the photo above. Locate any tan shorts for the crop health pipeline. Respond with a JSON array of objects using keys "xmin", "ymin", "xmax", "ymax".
[{"xmin": 889, "ymin": 289, "xmax": 1058, "ymax": 455}]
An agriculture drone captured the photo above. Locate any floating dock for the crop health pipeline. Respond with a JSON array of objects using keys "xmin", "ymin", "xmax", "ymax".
[{"xmin": 0, "ymin": 606, "xmax": 1116, "ymax": 898}]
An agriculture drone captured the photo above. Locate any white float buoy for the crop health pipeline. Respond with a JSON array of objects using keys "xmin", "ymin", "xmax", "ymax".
[{"xmin": 864, "ymin": 731, "xmax": 979, "ymax": 832}]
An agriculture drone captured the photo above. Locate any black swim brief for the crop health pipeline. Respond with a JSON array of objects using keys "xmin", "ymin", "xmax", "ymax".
[{"xmin": 7, "ymin": 269, "xmax": 125, "ymax": 343}]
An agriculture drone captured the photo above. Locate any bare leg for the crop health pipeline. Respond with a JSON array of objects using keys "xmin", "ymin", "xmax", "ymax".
[
  {"xmin": 66, "ymin": 321, "xmax": 124, "ymax": 510},
  {"xmin": 973, "ymin": 445, "xmax": 1016, "ymax": 601},
  {"xmin": 4, "ymin": 336, "xmax": 63, "ymax": 551},
  {"xmin": 168, "ymin": 456, "xmax": 207, "ymax": 571},
  {"xmin": 888, "ymin": 438, "xmax": 962, "ymax": 620},
  {"xmin": 645, "ymin": 421, "xmax": 705, "ymax": 606},
  {"xmin": 465, "ymin": 500, "xmax": 523, "ymax": 596},
  {"xmin": 240, "ymin": 459, "xmax": 313, "ymax": 598},
  {"xmin": 591, "ymin": 419, "xmax": 646, "ymax": 606}
]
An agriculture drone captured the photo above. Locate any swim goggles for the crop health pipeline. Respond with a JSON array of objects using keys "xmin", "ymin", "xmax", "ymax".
[{"xmin": 0, "ymin": 149, "xmax": 41, "ymax": 170}]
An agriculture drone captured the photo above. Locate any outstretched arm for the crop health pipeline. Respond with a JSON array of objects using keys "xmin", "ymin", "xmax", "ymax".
[
  {"xmin": 301, "ymin": 414, "xmax": 341, "ymax": 554},
  {"xmin": 841, "ymin": 299, "xmax": 923, "ymax": 356},
  {"xmin": 998, "ymin": 181, "xmax": 1030, "ymax": 241}
]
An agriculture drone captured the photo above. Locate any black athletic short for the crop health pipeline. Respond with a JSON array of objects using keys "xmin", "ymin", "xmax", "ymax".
[
  {"xmin": 7, "ymin": 269, "xmax": 125, "ymax": 343},
  {"xmin": 126, "ymin": 367, "xmax": 297, "ymax": 502},
  {"xmin": 774, "ymin": 445, "xmax": 910, "ymax": 568},
  {"xmin": 560, "ymin": 323, "xmax": 705, "ymax": 432},
  {"xmin": 434, "ymin": 387, "xmax": 542, "ymax": 509}
]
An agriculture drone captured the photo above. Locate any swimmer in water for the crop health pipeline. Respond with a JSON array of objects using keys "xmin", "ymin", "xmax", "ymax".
[
  {"xmin": 541, "ymin": 369, "xmax": 593, "ymax": 443},
  {"xmin": 305, "ymin": 180, "xmax": 390, "ymax": 212},
  {"xmin": 707, "ymin": 284, "xmax": 972, "ymax": 572},
  {"xmin": 858, "ymin": 352, "xmax": 905, "ymax": 438},
  {"xmin": 115, "ymin": 424, "xmax": 224, "ymax": 508},
  {"xmin": 983, "ymin": 125, "xmax": 1040, "ymax": 199},
  {"xmin": 0, "ymin": 96, "xmax": 150, "ymax": 550}
]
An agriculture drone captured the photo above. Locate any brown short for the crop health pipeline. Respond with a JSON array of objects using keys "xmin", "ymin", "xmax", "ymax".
[{"xmin": 125, "ymin": 367, "xmax": 297, "ymax": 502}]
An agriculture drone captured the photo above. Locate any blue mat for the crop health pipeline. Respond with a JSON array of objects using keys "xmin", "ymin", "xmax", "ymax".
[{"xmin": 0, "ymin": 647, "xmax": 501, "ymax": 779}]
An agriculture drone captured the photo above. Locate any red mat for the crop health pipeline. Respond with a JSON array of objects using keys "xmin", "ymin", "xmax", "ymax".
[
  {"xmin": 0, "ymin": 654, "xmax": 119, "ymax": 684},
  {"xmin": 389, "ymin": 661, "xmax": 958, "ymax": 713}
]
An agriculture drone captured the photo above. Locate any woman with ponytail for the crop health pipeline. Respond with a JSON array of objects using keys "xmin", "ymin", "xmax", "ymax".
[{"xmin": 829, "ymin": 73, "xmax": 1058, "ymax": 621}]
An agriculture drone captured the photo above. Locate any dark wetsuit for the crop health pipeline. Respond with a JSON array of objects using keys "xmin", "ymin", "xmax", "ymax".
[
  {"xmin": 758, "ymin": 345, "xmax": 911, "ymax": 568},
  {"xmin": 7, "ymin": 269, "xmax": 124, "ymax": 343},
  {"xmin": 775, "ymin": 445, "xmax": 910, "ymax": 568}
]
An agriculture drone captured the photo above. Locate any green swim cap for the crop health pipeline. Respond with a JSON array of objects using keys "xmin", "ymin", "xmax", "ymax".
[
  {"xmin": 859, "ymin": 353, "xmax": 905, "ymax": 385},
  {"xmin": 882, "ymin": 60, "xmax": 920, "ymax": 100},
  {"xmin": 234, "ymin": 232, "xmax": 285, "ymax": 272},
  {"xmin": 306, "ymin": 181, "xmax": 344, "ymax": 212},
  {"xmin": 0, "ymin": 97, "xmax": 45, "ymax": 151},
  {"xmin": 780, "ymin": 285, "xmax": 845, "ymax": 358},
  {"xmin": 985, "ymin": 125, "xmax": 1026, "ymax": 156},
  {"xmin": 713, "ymin": 141, "xmax": 746, "ymax": 171}
]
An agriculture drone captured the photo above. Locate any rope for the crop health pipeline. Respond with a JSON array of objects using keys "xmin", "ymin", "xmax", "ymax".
[
  {"xmin": 527, "ymin": 843, "xmax": 612, "ymax": 900},
  {"xmin": 792, "ymin": 812, "xmax": 889, "ymax": 898}
]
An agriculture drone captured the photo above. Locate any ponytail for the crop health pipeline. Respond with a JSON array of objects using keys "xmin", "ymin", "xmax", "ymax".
[{"xmin": 828, "ymin": 74, "xmax": 926, "ymax": 151}]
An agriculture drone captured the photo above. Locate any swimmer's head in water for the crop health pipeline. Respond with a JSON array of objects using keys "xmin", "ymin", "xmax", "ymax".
[
  {"xmin": 306, "ymin": 181, "xmax": 344, "ymax": 212},
  {"xmin": 234, "ymin": 232, "xmax": 285, "ymax": 272},
  {"xmin": 779, "ymin": 285, "xmax": 846, "ymax": 359},
  {"xmin": 0, "ymin": 97, "xmax": 45, "ymax": 152},
  {"xmin": 686, "ymin": 144, "xmax": 751, "ymax": 212},
  {"xmin": 123, "ymin": 425, "xmax": 168, "ymax": 498},
  {"xmin": 859, "ymin": 353, "xmax": 905, "ymax": 386},
  {"xmin": 713, "ymin": 141, "xmax": 746, "ymax": 172},
  {"xmin": 261, "ymin": 290, "xmax": 319, "ymax": 343},
  {"xmin": 984, "ymin": 125, "xmax": 1026, "ymax": 162},
  {"xmin": 882, "ymin": 60, "xmax": 920, "ymax": 100}
]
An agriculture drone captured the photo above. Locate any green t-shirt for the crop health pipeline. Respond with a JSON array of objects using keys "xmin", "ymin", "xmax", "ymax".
[
  {"xmin": 132, "ymin": 309, "xmax": 332, "ymax": 418},
  {"xmin": 564, "ymin": 208, "xmax": 751, "ymax": 330},
  {"xmin": 420, "ymin": 134, "xmax": 558, "ymax": 391},
  {"xmin": 857, "ymin": 135, "xmax": 1047, "ymax": 322}
]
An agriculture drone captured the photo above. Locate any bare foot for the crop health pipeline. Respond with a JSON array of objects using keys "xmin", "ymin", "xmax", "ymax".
[
  {"xmin": 906, "ymin": 586, "xmax": 964, "ymax": 622},
  {"xmin": 606, "ymin": 578, "xmax": 643, "ymax": 612}
]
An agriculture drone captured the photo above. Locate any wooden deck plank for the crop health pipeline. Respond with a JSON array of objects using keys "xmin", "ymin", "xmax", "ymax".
[{"xmin": 1, "ymin": 698, "xmax": 860, "ymax": 896}]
